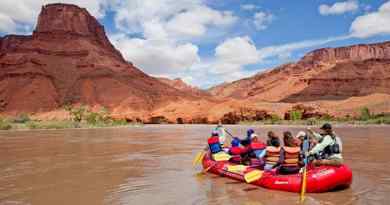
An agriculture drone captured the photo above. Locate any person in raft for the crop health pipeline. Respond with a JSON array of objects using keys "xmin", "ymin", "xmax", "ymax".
[
  {"xmin": 239, "ymin": 128, "xmax": 255, "ymax": 147},
  {"xmin": 207, "ymin": 131, "xmax": 223, "ymax": 154},
  {"xmin": 264, "ymin": 134, "xmax": 282, "ymax": 171},
  {"xmin": 214, "ymin": 121, "xmax": 226, "ymax": 147},
  {"xmin": 228, "ymin": 137, "xmax": 247, "ymax": 164},
  {"xmin": 266, "ymin": 131, "xmax": 281, "ymax": 147},
  {"xmin": 278, "ymin": 131, "xmax": 302, "ymax": 174},
  {"xmin": 307, "ymin": 123, "xmax": 343, "ymax": 167},
  {"xmin": 296, "ymin": 131, "xmax": 317, "ymax": 150},
  {"xmin": 247, "ymin": 134, "xmax": 267, "ymax": 168}
]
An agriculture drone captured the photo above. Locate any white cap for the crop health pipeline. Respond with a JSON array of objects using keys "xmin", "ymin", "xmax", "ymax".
[
  {"xmin": 296, "ymin": 131, "xmax": 306, "ymax": 138},
  {"xmin": 250, "ymin": 134, "xmax": 258, "ymax": 139}
]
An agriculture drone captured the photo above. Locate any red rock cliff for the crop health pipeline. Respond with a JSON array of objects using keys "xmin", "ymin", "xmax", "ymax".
[
  {"xmin": 0, "ymin": 3, "xmax": 195, "ymax": 115},
  {"xmin": 209, "ymin": 41, "xmax": 390, "ymax": 102},
  {"xmin": 33, "ymin": 4, "xmax": 124, "ymax": 62},
  {"xmin": 301, "ymin": 42, "xmax": 390, "ymax": 65}
]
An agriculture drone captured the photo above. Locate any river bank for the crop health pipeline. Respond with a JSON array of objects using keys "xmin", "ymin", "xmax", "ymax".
[{"xmin": 1, "ymin": 118, "xmax": 390, "ymax": 131}]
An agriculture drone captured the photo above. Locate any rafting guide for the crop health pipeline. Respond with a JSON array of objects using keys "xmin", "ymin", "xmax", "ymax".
[{"xmin": 193, "ymin": 123, "xmax": 352, "ymax": 200}]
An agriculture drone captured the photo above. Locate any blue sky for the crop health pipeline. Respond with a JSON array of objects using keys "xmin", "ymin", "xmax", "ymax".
[{"xmin": 1, "ymin": 0, "xmax": 390, "ymax": 88}]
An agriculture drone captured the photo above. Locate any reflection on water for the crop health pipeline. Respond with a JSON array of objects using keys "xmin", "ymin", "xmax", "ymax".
[{"xmin": 0, "ymin": 125, "xmax": 389, "ymax": 205}]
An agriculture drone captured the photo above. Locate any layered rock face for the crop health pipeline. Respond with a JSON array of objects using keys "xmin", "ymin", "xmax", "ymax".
[
  {"xmin": 157, "ymin": 77, "xmax": 211, "ymax": 98},
  {"xmin": 0, "ymin": 4, "xmax": 192, "ymax": 114},
  {"xmin": 209, "ymin": 41, "xmax": 390, "ymax": 103},
  {"xmin": 301, "ymin": 42, "xmax": 390, "ymax": 65}
]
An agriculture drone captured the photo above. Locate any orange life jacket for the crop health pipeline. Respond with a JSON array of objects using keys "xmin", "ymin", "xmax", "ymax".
[
  {"xmin": 282, "ymin": 146, "xmax": 301, "ymax": 167},
  {"xmin": 265, "ymin": 146, "xmax": 281, "ymax": 165}
]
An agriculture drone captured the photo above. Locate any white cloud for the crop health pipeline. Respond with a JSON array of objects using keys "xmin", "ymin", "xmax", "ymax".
[
  {"xmin": 108, "ymin": 0, "xmax": 238, "ymax": 83},
  {"xmin": 166, "ymin": 6, "xmax": 237, "ymax": 39},
  {"xmin": 110, "ymin": 34, "xmax": 200, "ymax": 76},
  {"xmin": 113, "ymin": 0, "xmax": 237, "ymax": 41},
  {"xmin": 215, "ymin": 36, "xmax": 259, "ymax": 68},
  {"xmin": 207, "ymin": 36, "xmax": 260, "ymax": 83},
  {"xmin": 0, "ymin": 13, "xmax": 17, "ymax": 33},
  {"xmin": 350, "ymin": 1, "xmax": 390, "ymax": 38},
  {"xmin": 257, "ymin": 35, "xmax": 351, "ymax": 60},
  {"xmin": 0, "ymin": 0, "xmax": 111, "ymax": 34},
  {"xmin": 319, "ymin": 1, "xmax": 359, "ymax": 16},
  {"xmin": 172, "ymin": 36, "xmax": 261, "ymax": 86},
  {"xmin": 253, "ymin": 12, "xmax": 273, "ymax": 30},
  {"xmin": 241, "ymin": 4, "xmax": 258, "ymax": 11}
]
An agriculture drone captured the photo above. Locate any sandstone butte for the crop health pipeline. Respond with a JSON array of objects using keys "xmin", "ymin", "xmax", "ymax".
[
  {"xmin": 1, "ymin": 3, "xmax": 390, "ymax": 124},
  {"xmin": 0, "ymin": 3, "xmax": 212, "ymax": 122}
]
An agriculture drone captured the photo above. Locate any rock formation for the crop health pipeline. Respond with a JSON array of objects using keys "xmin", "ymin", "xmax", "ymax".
[
  {"xmin": 157, "ymin": 77, "xmax": 211, "ymax": 97},
  {"xmin": 0, "ymin": 4, "xmax": 194, "ymax": 116},
  {"xmin": 209, "ymin": 41, "xmax": 390, "ymax": 103}
]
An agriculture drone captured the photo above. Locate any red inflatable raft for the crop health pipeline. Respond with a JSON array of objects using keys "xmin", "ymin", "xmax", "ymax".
[{"xmin": 202, "ymin": 152, "xmax": 352, "ymax": 193}]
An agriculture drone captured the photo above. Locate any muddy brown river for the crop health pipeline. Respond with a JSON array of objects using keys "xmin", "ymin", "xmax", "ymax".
[{"xmin": 0, "ymin": 125, "xmax": 389, "ymax": 205}]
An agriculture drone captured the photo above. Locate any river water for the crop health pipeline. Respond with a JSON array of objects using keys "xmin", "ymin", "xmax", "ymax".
[{"xmin": 0, "ymin": 125, "xmax": 389, "ymax": 205}]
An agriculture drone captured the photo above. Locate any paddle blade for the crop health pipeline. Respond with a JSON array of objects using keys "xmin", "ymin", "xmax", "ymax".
[
  {"xmin": 213, "ymin": 152, "xmax": 232, "ymax": 161},
  {"xmin": 193, "ymin": 151, "xmax": 205, "ymax": 167},
  {"xmin": 227, "ymin": 165, "xmax": 247, "ymax": 173},
  {"xmin": 244, "ymin": 170, "xmax": 263, "ymax": 183}
]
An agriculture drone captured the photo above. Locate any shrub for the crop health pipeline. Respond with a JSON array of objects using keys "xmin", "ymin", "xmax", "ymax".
[
  {"xmin": 0, "ymin": 118, "xmax": 12, "ymax": 130},
  {"xmin": 306, "ymin": 118, "xmax": 318, "ymax": 125},
  {"xmin": 111, "ymin": 119, "xmax": 128, "ymax": 126},
  {"xmin": 26, "ymin": 121, "xmax": 39, "ymax": 129},
  {"xmin": 382, "ymin": 116, "xmax": 390, "ymax": 124},
  {"xmin": 13, "ymin": 113, "xmax": 31, "ymax": 123},
  {"xmin": 270, "ymin": 114, "xmax": 282, "ymax": 124},
  {"xmin": 68, "ymin": 105, "xmax": 87, "ymax": 122},
  {"xmin": 360, "ymin": 107, "xmax": 371, "ymax": 121},
  {"xmin": 290, "ymin": 110, "xmax": 303, "ymax": 121},
  {"xmin": 85, "ymin": 107, "xmax": 112, "ymax": 126},
  {"xmin": 85, "ymin": 111, "xmax": 99, "ymax": 125},
  {"xmin": 320, "ymin": 114, "xmax": 334, "ymax": 121},
  {"xmin": 27, "ymin": 121, "xmax": 76, "ymax": 129}
]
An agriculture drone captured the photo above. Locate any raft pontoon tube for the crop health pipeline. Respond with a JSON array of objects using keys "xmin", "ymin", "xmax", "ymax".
[{"xmin": 202, "ymin": 152, "xmax": 352, "ymax": 193}]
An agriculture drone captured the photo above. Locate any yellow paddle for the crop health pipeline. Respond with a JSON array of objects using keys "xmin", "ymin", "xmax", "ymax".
[
  {"xmin": 201, "ymin": 152, "xmax": 232, "ymax": 174},
  {"xmin": 244, "ymin": 170, "xmax": 263, "ymax": 183},
  {"xmin": 193, "ymin": 151, "xmax": 205, "ymax": 167},
  {"xmin": 227, "ymin": 165, "xmax": 247, "ymax": 173},
  {"xmin": 212, "ymin": 152, "xmax": 232, "ymax": 161},
  {"xmin": 300, "ymin": 167, "xmax": 308, "ymax": 202},
  {"xmin": 300, "ymin": 135, "xmax": 310, "ymax": 203}
]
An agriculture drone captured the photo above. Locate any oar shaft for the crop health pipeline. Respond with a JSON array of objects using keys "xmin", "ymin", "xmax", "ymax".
[
  {"xmin": 224, "ymin": 129, "xmax": 234, "ymax": 138},
  {"xmin": 300, "ymin": 167, "xmax": 307, "ymax": 202},
  {"xmin": 300, "ymin": 136, "xmax": 310, "ymax": 203}
]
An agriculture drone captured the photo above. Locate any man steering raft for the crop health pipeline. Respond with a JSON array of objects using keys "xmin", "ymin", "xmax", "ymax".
[{"xmin": 307, "ymin": 123, "xmax": 343, "ymax": 167}]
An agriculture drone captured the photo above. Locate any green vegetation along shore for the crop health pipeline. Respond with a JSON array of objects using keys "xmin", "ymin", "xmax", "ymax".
[
  {"xmin": 0, "ymin": 106, "xmax": 139, "ymax": 131},
  {"xmin": 1, "ymin": 106, "xmax": 389, "ymax": 131},
  {"xmin": 240, "ymin": 107, "xmax": 390, "ymax": 125}
]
